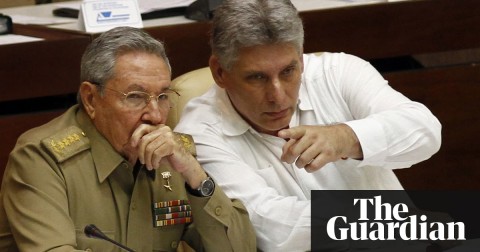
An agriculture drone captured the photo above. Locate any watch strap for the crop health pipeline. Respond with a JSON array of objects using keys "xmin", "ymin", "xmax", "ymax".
[{"xmin": 185, "ymin": 176, "xmax": 214, "ymax": 197}]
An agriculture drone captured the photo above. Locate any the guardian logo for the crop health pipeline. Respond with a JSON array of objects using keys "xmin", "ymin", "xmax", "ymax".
[{"xmin": 326, "ymin": 195, "xmax": 466, "ymax": 241}]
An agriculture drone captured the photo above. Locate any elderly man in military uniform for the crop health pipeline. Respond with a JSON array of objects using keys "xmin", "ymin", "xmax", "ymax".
[{"xmin": 0, "ymin": 26, "xmax": 256, "ymax": 251}]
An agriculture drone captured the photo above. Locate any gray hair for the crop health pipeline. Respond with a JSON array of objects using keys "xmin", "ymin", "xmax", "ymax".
[
  {"xmin": 210, "ymin": 0, "xmax": 304, "ymax": 70},
  {"xmin": 78, "ymin": 26, "xmax": 170, "ymax": 103}
]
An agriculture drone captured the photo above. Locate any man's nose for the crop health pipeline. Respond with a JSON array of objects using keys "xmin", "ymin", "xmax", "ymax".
[
  {"xmin": 141, "ymin": 100, "xmax": 167, "ymax": 125},
  {"xmin": 266, "ymin": 78, "xmax": 287, "ymax": 102}
]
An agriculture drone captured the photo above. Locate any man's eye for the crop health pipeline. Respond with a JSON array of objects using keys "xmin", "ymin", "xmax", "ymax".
[
  {"xmin": 158, "ymin": 94, "xmax": 169, "ymax": 100},
  {"xmin": 248, "ymin": 74, "xmax": 266, "ymax": 81},
  {"xmin": 126, "ymin": 93, "xmax": 146, "ymax": 100},
  {"xmin": 282, "ymin": 66, "xmax": 295, "ymax": 76}
]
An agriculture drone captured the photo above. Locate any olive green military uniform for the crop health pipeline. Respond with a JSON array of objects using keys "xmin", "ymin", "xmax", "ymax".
[{"xmin": 0, "ymin": 105, "xmax": 256, "ymax": 251}]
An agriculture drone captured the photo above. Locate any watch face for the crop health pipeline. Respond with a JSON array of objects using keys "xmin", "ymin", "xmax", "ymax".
[{"xmin": 200, "ymin": 178, "xmax": 215, "ymax": 196}]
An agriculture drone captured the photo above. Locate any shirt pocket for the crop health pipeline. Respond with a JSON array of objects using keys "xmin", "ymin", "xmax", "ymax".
[
  {"xmin": 256, "ymin": 162, "xmax": 307, "ymax": 197},
  {"xmin": 152, "ymin": 224, "xmax": 186, "ymax": 252},
  {"xmin": 256, "ymin": 164, "xmax": 284, "ymax": 188}
]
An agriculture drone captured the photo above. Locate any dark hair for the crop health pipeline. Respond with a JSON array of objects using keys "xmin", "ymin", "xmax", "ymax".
[{"xmin": 211, "ymin": 0, "xmax": 304, "ymax": 70}]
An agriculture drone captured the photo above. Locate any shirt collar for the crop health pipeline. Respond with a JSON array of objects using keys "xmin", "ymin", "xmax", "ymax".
[
  {"xmin": 298, "ymin": 75, "xmax": 313, "ymax": 111},
  {"xmin": 76, "ymin": 107, "xmax": 126, "ymax": 183},
  {"xmin": 215, "ymin": 86, "xmax": 251, "ymax": 136}
]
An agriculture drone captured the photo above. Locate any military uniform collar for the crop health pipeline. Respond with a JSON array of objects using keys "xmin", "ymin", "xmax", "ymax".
[{"xmin": 76, "ymin": 107, "xmax": 126, "ymax": 183}]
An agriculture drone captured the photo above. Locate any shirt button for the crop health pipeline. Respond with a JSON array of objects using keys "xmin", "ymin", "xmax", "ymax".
[
  {"xmin": 171, "ymin": 241, "xmax": 178, "ymax": 249},
  {"xmin": 215, "ymin": 206, "xmax": 222, "ymax": 216}
]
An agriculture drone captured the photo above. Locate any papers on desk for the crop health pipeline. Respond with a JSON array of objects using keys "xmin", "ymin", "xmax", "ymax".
[
  {"xmin": 291, "ymin": 0, "xmax": 399, "ymax": 12},
  {"xmin": 338, "ymin": 0, "xmax": 387, "ymax": 2},
  {"xmin": 138, "ymin": 0, "xmax": 195, "ymax": 13},
  {"xmin": 54, "ymin": 0, "xmax": 195, "ymax": 15},
  {"xmin": 10, "ymin": 14, "xmax": 77, "ymax": 25},
  {"xmin": 0, "ymin": 34, "xmax": 43, "ymax": 45}
]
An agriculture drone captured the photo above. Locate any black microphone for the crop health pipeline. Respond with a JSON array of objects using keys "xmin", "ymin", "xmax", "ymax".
[{"xmin": 84, "ymin": 224, "xmax": 136, "ymax": 252}]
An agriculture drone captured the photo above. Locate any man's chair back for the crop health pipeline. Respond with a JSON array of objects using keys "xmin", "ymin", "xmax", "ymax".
[{"xmin": 167, "ymin": 67, "xmax": 214, "ymax": 128}]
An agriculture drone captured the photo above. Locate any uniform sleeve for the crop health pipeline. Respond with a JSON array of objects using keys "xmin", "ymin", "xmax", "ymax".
[
  {"xmin": 314, "ymin": 53, "xmax": 442, "ymax": 169},
  {"xmin": 1, "ymin": 143, "xmax": 85, "ymax": 251},
  {"xmin": 184, "ymin": 183, "xmax": 256, "ymax": 251}
]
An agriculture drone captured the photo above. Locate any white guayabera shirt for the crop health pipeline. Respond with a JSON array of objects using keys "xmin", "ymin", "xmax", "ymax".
[{"xmin": 175, "ymin": 52, "xmax": 442, "ymax": 252}]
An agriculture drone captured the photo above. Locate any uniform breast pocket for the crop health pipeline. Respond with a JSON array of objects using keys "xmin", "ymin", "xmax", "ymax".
[
  {"xmin": 153, "ymin": 224, "xmax": 186, "ymax": 252},
  {"xmin": 76, "ymin": 228, "xmax": 117, "ymax": 251}
]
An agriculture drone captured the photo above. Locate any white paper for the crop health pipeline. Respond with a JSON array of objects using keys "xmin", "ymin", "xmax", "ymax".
[
  {"xmin": 10, "ymin": 14, "xmax": 77, "ymax": 25},
  {"xmin": 80, "ymin": 0, "xmax": 143, "ymax": 33},
  {"xmin": 138, "ymin": 0, "xmax": 195, "ymax": 13},
  {"xmin": 55, "ymin": 0, "xmax": 195, "ymax": 14},
  {"xmin": 54, "ymin": 1, "xmax": 82, "ymax": 9},
  {"xmin": 0, "ymin": 34, "xmax": 44, "ymax": 45},
  {"xmin": 337, "ymin": 0, "xmax": 387, "ymax": 3}
]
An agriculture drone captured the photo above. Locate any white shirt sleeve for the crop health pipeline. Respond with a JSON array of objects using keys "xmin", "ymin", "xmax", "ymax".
[{"xmin": 307, "ymin": 53, "xmax": 442, "ymax": 169}]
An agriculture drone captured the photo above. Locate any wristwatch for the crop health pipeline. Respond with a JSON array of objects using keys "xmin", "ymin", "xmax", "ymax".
[{"xmin": 186, "ymin": 177, "xmax": 215, "ymax": 197}]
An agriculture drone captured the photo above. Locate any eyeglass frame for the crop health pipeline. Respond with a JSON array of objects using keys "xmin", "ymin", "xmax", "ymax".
[{"xmin": 90, "ymin": 82, "xmax": 180, "ymax": 110}]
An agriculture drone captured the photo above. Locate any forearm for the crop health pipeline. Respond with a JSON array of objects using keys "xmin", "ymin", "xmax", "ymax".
[
  {"xmin": 335, "ymin": 123, "xmax": 363, "ymax": 160},
  {"xmin": 335, "ymin": 54, "xmax": 442, "ymax": 167},
  {"xmin": 345, "ymin": 102, "xmax": 442, "ymax": 168},
  {"xmin": 180, "ymin": 158, "xmax": 208, "ymax": 189}
]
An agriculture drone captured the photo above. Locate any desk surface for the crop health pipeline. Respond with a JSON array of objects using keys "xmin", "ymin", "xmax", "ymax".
[
  {"xmin": 0, "ymin": 0, "xmax": 406, "ymax": 32},
  {"xmin": 0, "ymin": 26, "xmax": 89, "ymax": 103},
  {"xmin": 2, "ymin": 0, "xmax": 480, "ymax": 101},
  {"xmin": 1, "ymin": 0, "xmax": 480, "ymax": 105},
  {"xmin": 4, "ymin": 0, "xmax": 479, "ymax": 64}
]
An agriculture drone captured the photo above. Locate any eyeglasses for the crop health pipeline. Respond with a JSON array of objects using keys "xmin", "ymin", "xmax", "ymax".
[{"xmin": 102, "ymin": 86, "xmax": 180, "ymax": 110}]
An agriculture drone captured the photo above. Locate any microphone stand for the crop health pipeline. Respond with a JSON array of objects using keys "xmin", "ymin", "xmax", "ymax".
[{"xmin": 84, "ymin": 224, "xmax": 136, "ymax": 252}]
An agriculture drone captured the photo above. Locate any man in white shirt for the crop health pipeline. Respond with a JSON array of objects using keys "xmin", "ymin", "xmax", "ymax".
[{"xmin": 175, "ymin": 0, "xmax": 442, "ymax": 251}]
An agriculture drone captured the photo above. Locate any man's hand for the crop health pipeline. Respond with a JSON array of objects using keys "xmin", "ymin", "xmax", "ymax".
[
  {"xmin": 128, "ymin": 124, "xmax": 207, "ymax": 188},
  {"xmin": 278, "ymin": 124, "xmax": 363, "ymax": 172}
]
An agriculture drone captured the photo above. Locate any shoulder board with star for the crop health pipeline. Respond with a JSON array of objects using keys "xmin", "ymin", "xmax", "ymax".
[
  {"xmin": 174, "ymin": 132, "xmax": 196, "ymax": 157},
  {"xmin": 41, "ymin": 126, "xmax": 90, "ymax": 163}
]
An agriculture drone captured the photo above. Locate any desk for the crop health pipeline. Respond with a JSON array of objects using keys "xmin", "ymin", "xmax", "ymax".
[
  {"xmin": 0, "ymin": 24, "xmax": 90, "ymax": 182},
  {"xmin": 0, "ymin": 26, "xmax": 89, "ymax": 102},
  {"xmin": 1, "ymin": 0, "xmax": 480, "ymax": 189},
  {"xmin": 3, "ymin": 0, "xmax": 480, "ymax": 77},
  {"xmin": 1, "ymin": 0, "xmax": 400, "ymax": 31}
]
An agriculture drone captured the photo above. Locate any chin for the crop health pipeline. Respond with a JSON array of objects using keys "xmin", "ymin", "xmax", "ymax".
[{"xmin": 260, "ymin": 124, "xmax": 289, "ymax": 135}]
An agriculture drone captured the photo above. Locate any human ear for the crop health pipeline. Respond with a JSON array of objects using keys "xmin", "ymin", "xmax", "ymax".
[
  {"xmin": 209, "ymin": 55, "xmax": 227, "ymax": 89},
  {"xmin": 79, "ymin": 82, "xmax": 97, "ymax": 119}
]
